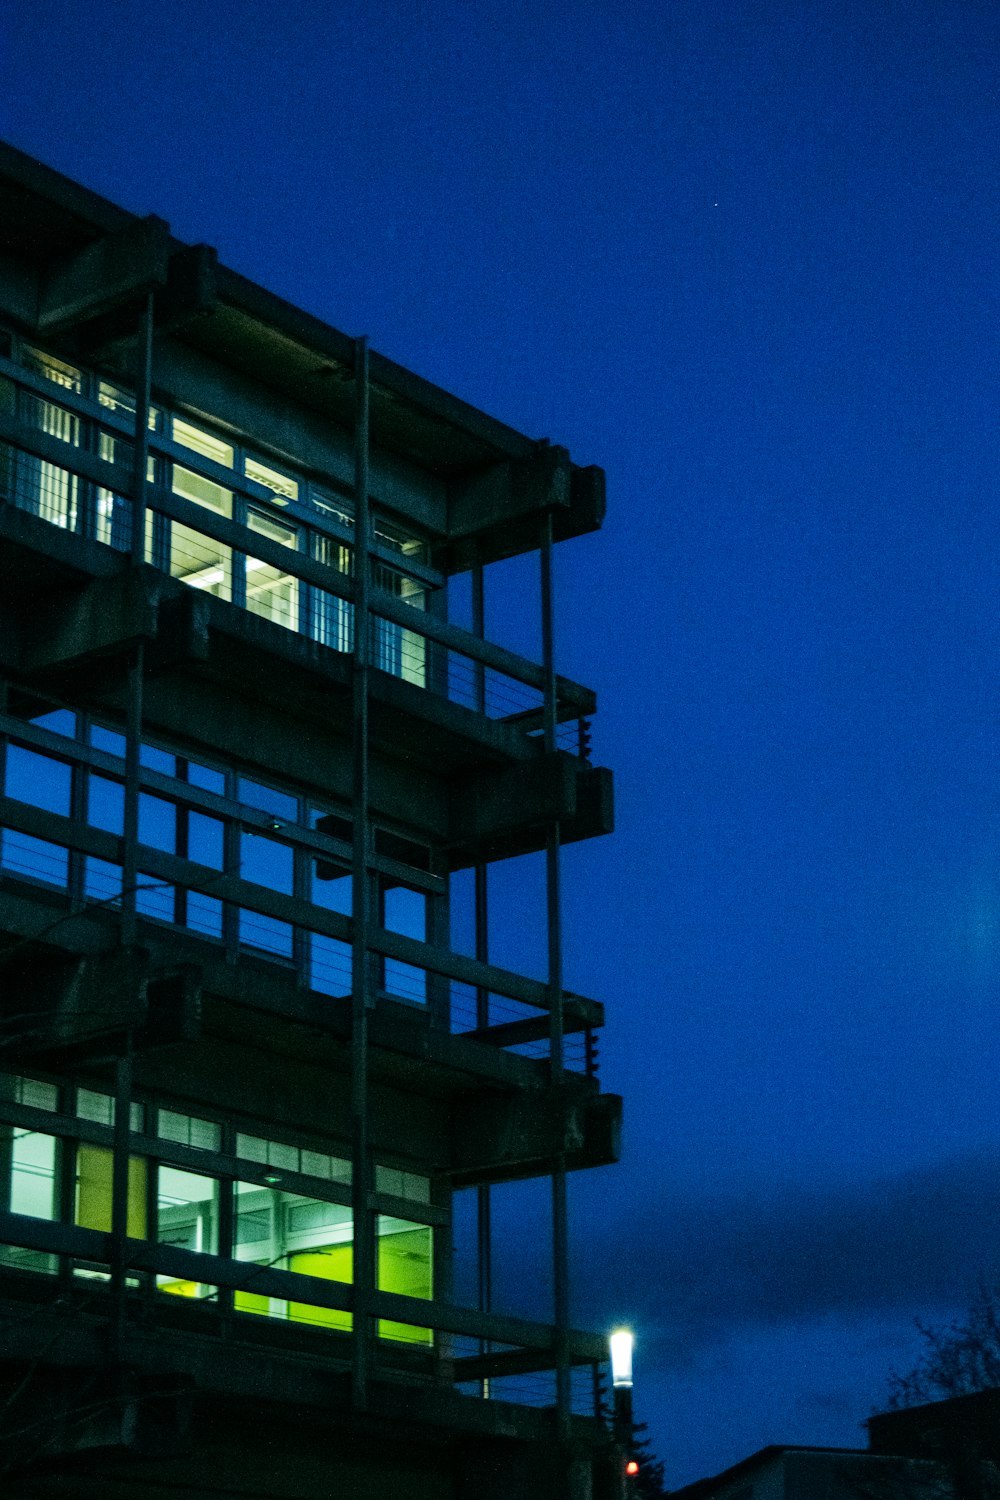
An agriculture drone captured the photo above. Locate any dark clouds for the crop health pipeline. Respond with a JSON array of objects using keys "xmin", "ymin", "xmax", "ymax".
[{"xmin": 567, "ymin": 1152, "xmax": 1000, "ymax": 1359}]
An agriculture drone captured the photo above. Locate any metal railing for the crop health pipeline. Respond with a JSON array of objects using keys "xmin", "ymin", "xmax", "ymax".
[
  {"xmin": 0, "ymin": 351, "xmax": 596, "ymax": 747},
  {"xmin": 0, "ymin": 1211, "xmax": 610, "ymax": 1422},
  {"xmin": 0, "ymin": 708, "xmax": 600, "ymax": 1077}
]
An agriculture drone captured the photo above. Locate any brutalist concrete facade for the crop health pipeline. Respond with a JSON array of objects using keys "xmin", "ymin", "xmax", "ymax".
[{"xmin": 0, "ymin": 142, "xmax": 622, "ymax": 1498}]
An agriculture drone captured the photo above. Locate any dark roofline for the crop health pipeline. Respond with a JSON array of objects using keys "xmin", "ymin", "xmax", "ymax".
[
  {"xmin": 670, "ymin": 1445, "xmax": 869, "ymax": 1500},
  {"xmin": 0, "ymin": 139, "xmax": 543, "ymax": 465}
]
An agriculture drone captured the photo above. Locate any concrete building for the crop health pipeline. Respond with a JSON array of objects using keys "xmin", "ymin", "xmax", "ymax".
[
  {"xmin": 672, "ymin": 1393, "xmax": 1000, "ymax": 1500},
  {"xmin": 0, "ymin": 143, "xmax": 622, "ymax": 1497},
  {"xmin": 671, "ymin": 1444, "xmax": 950, "ymax": 1500}
]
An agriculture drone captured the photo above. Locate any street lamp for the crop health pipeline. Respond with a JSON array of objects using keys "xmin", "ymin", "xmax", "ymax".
[
  {"xmin": 609, "ymin": 1329, "xmax": 637, "ymax": 1496},
  {"xmin": 610, "ymin": 1328, "xmax": 634, "ymax": 1388}
]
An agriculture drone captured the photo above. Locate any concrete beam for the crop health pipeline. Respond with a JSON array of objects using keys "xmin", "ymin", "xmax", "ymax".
[
  {"xmin": 448, "ymin": 445, "xmax": 571, "ymax": 544},
  {"xmin": 449, "ymin": 1086, "xmax": 622, "ymax": 1185},
  {"xmin": 0, "ymin": 945, "xmax": 148, "ymax": 1056},
  {"xmin": 75, "ymin": 242, "xmax": 218, "ymax": 362},
  {"xmin": 22, "ymin": 567, "xmax": 164, "ymax": 677},
  {"xmin": 448, "ymin": 752, "xmax": 577, "ymax": 858},
  {"xmin": 38, "ymin": 215, "xmax": 170, "ymax": 334},
  {"xmin": 446, "ymin": 762, "xmax": 614, "ymax": 870},
  {"xmin": 447, "ymin": 454, "xmax": 606, "ymax": 570}
]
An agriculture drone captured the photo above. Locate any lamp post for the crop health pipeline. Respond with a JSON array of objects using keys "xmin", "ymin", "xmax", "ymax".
[{"xmin": 610, "ymin": 1328, "xmax": 636, "ymax": 1492}]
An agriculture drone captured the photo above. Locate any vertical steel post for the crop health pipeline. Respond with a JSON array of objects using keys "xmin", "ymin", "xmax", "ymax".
[
  {"xmin": 350, "ymin": 336, "xmax": 374, "ymax": 1409},
  {"xmin": 472, "ymin": 560, "xmax": 492, "ymax": 1392},
  {"xmin": 130, "ymin": 292, "xmax": 154, "ymax": 568},
  {"xmin": 112, "ymin": 640, "xmax": 142, "ymax": 1356},
  {"xmin": 541, "ymin": 512, "xmax": 571, "ymax": 1439},
  {"xmin": 110, "ymin": 292, "xmax": 153, "ymax": 1359}
]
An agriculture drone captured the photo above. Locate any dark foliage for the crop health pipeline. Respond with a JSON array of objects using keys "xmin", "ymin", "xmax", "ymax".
[{"xmin": 886, "ymin": 1285, "xmax": 1000, "ymax": 1410}]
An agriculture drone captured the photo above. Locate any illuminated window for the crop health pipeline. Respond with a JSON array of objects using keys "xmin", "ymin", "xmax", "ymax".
[
  {"xmin": 234, "ymin": 1180, "xmax": 353, "ymax": 1330},
  {"xmin": 76, "ymin": 1088, "xmax": 143, "ymax": 1131},
  {"xmin": 377, "ymin": 1217, "xmax": 433, "ymax": 1344},
  {"xmin": 170, "ymin": 466, "xmax": 233, "ymax": 600},
  {"xmin": 235, "ymin": 1133, "xmax": 350, "ymax": 1182},
  {"xmin": 97, "ymin": 378, "xmax": 159, "ymax": 428},
  {"xmin": 18, "ymin": 391, "xmax": 79, "ymax": 530},
  {"xmin": 173, "ymin": 417, "xmax": 234, "ymax": 469},
  {"xmin": 5, "ymin": 1128, "xmax": 57, "ymax": 1219},
  {"xmin": 75, "ymin": 1144, "xmax": 147, "ymax": 1237},
  {"xmin": 373, "ymin": 564, "xmax": 426, "ymax": 687},
  {"xmin": 156, "ymin": 1165, "xmax": 218, "ymax": 1300},
  {"xmin": 0, "ymin": 1126, "xmax": 58, "ymax": 1274},
  {"xmin": 0, "ymin": 1075, "xmax": 58, "ymax": 1112},
  {"xmin": 375, "ymin": 1166, "xmax": 432, "ymax": 1205},
  {"xmin": 157, "ymin": 1109, "xmax": 221, "ymax": 1152},
  {"xmin": 245, "ymin": 457, "xmax": 298, "ymax": 504},
  {"xmin": 246, "ymin": 509, "xmax": 299, "ymax": 632},
  {"xmin": 22, "ymin": 347, "xmax": 82, "ymax": 394}
]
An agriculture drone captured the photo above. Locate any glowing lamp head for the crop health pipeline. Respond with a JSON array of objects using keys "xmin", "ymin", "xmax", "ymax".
[
  {"xmin": 626, "ymin": 1460, "xmax": 640, "ymax": 1477},
  {"xmin": 610, "ymin": 1328, "xmax": 634, "ymax": 1388}
]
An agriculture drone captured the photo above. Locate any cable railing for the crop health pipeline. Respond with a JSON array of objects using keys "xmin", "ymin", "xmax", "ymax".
[
  {"xmin": 0, "ymin": 1211, "xmax": 610, "ymax": 1424},
  {"xmin": 0, "ymin": 787, "xmax": 599, "ymax": 1078},
  {"xmin": 0, "ymin": 357, "xmax": 596, "ymax": 746}
]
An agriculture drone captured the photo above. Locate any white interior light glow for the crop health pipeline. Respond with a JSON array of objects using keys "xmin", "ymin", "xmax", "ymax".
[{"xmin": 610, "ymin": 1328, "xmax": 633, "ymax": 1388}]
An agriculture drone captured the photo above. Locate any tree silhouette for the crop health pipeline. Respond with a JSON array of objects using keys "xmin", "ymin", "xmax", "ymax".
[
  {"xmin": 886, "ymin": 1285, "xmax": 1000, "ymax": 1410},
  {"xmin": 630, "ymin": 1420, "xmax": 667, "ymax": 1497}
]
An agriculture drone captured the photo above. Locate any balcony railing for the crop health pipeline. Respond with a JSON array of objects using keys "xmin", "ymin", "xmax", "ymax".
[
  {"xmin": 0, "ymin": 348, "xmax": 594, "ymax": 754},
  {"xmin": 0, "ymin": 707, "xmax": 599, "ymax": 1076},
  {"xmin": 0, "ymin": 1211, "xmax": 610, "ymax": 1423}
]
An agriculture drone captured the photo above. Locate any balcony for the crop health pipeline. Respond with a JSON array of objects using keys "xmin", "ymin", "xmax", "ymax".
[{"xmin": 0, "ymin": 344, "xmax": 597, "ymax": 769}]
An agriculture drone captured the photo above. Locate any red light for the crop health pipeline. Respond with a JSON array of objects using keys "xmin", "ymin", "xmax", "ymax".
[{"xmin": 626, "ymin": 1460, "xmax": 640, "ymax": 1476}]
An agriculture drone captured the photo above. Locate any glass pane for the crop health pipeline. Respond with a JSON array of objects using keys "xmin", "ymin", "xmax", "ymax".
[
  {"xmin": 377, "ymin": 1217, "xmax": 433, "ymax": 1344},
  {"xmin": 26, "ymin": 707, "xmax": 76, "ymax": 738},
  {"xmin": 170, "ymin": 467, "xmax": 232, "ymax": 599},
  {"xmin": 246, "ymin": 510, "xmax": 299, "ymax": 632},
  {"xmin": 94, "ymin": 489, "xmax": 133, "ymax": 552},
  {"xmin": 245, "ymin": 457, "xmax": 298, "ymax": 504},
  {"xmin": 156, "ymin": 1165, "xmax": 219, "ymax": 1299},
  {"xmin": 238, "ymin": 778, "xmax": 297, "ymax": 824},
  {"xmin": 98, "ymin": 379, "xmax": 159, "ymax": 427},
  {"xmin": 186, "ymin": 760, "xmax": 225, "ymax": 795},
  {"xmin": 158, "ymin": 1110, "xmax": 221, "ymax": 1152},
  {"xmin": 373, "ymin": 568, "xmax": 427, "ymax": 687},
  {"xmin": 0, "ymin": 830, "xmax": 69, "ymax": 887},
  {"xmin": 375, "ymin": 1166, "xmax": 431, "ymax": 1205},
  {"xmin": 139, "ymin": 792, "xmax": 177, "ymax": 853},
  {"xmin": 186, "ymin": 891, "xmax": 223, "ymax": 939},
  {"xmin": 0, "ymin": 1075, "xmax": 58, "ymax": 1112},
  {"xmin": 136, "ymin": 874, "xmax": 175, "ymax": 923},
  {"xmin": 5, "ymin": 1128, "xmax": 58, "ymax": 1219},
  {"xmin": 22, "ymin": 347, "xmax": 82, "ymax": 393},
  {"xmin": 189, "ymin": 811, "xmax": 224, "ymax": 869},
  {"xmin": 75, "ymin": 1144, "xmax": 147, "ymax": 1237},
  {"xmin": 375, "ymin": 517, "xmax": 428, "ymax": 564},
  {"xmin": 76, "ymin": 1088, "xmax": 114, "ymax": 1125},
  {"xmin": 5, "ymin": 744, "xmax": 72, "ymax": 815},
  {"xmin": 309, "ymin": 933, "xmax": 352, "ymax": 996},
  {"xmin": 13, "ymin": 450, "xmax": 78, "ymax": 531},
  {"xmin": 140, "ymin": 743, "xmax": 176, "ymax": 776},
  {"xmin": 172, "ymin": 417, "xmax": 233, "ymax": 468},
  {"xmin": 234, "ymin": 1180, "xmax": 353, "ymax": 1330},
  {"xmin": 88, "ymin": 774, "xmax": 124, "ymax": 834},
  {"xmin": 90, "ymin": 725, "xmax": 126, "ymax": 757},
  {"xmin": 241, "ymin": 831, "xmax": 293, "ymax": 892},
  {"xmin": 84, "ymin": 856, "xmax": 122, "ymax": 903},
  {"xmin": 383, "ymin": 886, "xmax": 427, "ymax": 1004}
]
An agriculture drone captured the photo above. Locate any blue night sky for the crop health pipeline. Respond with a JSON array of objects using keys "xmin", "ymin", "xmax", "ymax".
[{"xmin": 5, "ymin": 0, "xmax": 1000, "ymax": 1483}]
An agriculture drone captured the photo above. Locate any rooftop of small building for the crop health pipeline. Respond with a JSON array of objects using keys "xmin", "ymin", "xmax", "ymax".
[{"xmin": 670, "ymin": 1445, "xmax": 873, "ymax": 1500}]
